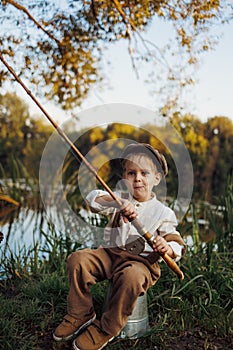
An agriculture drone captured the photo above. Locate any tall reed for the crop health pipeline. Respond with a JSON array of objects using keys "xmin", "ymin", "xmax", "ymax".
[
  {"xmin": 0, "ymin": 156, "xmax": 40, "ymax": 208},
  {"xmin": 207, "ymin": 175, "xmax": 233, "ymax": 252}
]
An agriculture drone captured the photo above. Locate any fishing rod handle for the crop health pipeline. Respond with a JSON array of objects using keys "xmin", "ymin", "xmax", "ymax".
[
  {"xmin": 132, "ymin": 218, "xmax": 184, "ymax": 281},
  {"xmin": 108, "ymin": 197, "xmax": 185, "ymax": 281}
]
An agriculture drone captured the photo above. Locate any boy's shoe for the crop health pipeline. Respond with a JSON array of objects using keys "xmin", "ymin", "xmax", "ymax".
[
  {"xmin": 53, "ymin": 312, "xmax": 96, "ymax": 341},
  {"xmin": 72, "ymin": 320, "xmax": 114, "ymax": 350}
]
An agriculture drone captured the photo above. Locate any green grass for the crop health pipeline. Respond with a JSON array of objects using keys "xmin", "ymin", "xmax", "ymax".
[
  {"xmin": 0, "ymin": 177, "xmax": 232, "ymax": 349},
  {"xmin": 0, "ymin": 247, "xmax": 232, "ymax": 350}
]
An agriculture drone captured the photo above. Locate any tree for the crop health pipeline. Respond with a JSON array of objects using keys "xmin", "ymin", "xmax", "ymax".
[
  {"xmin": 22, "ymin": 117, "xmax": 54, "ymax": 176},
  {"xmin": 170, "ymin": 113, "xmax": 233, "ymax": 201},
  {"xmin": 0, "ymin": 92, "xmax": 53, "ymax": 175},
  {"xmin": 0, "ymin": 0, "xmax": 232, "ymax": 109},
  {"xmin": 170, "ymin": 112, "xmax": 208, "ymax": 194},
  {"xmin": 0, "ymin": 92, "xmax": 29, "ymax": 166},
  {"xmin": 202, "ymin": 116, "xmax": 233, "ymax": 201}
]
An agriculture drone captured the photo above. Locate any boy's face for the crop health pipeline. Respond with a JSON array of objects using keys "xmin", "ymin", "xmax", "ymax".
[{"xmin": 122, "ymin": 155, "xmax": 162, "ymax": 202}]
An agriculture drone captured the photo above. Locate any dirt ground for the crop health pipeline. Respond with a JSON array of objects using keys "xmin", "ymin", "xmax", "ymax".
[
  {"xmin": 49, "ymin": 330, "xmax": 233, "ymax": 350},
  {"xmin": 167, "ymin": 330, "xmax": 233, "ymax": 350}
]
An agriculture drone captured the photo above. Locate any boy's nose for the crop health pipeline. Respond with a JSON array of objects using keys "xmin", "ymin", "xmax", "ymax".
[{"xmin": 135, "ymin": 172, "xmax": 141, "ymax": 181}]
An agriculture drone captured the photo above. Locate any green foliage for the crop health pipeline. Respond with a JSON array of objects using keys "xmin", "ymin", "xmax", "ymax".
[
  {"xmin": 39, "ymin": 228, "xmax": 82, "ymax": 275},
  {"xmin": 170, "ymin": 113, "xmax": 233, "ymax": 200},
  {"xmin": 147, "ymin": 251, "xmax": 233, "ymax": 341},
  {"xmin": 207, "ymin": 175, "xmax": 233, "ymax": 252},
  {"xmin": 0, "ymin": 92, "xmax": 54, "ymax": 177},
  {"xmin": 0, "ymin": 271, "xmax": 70, "ymax": 350},
  {"xmin": 0, "ymin": 92, "xmax": 29, "ymax": 166},
  {"xmin": 61, "ymin": 117, "xmax": 233, "ymax": 204},
  {"xmin": 0, "ymin": 93, "xmax": 232, "ymax": 205},
  {"xmin": 197, "ymin": 116, "xmax": 232, "ymax": 199},
  {"xmin": 0, "ymin": 225, "xmax": 82, "ymax": 281}
]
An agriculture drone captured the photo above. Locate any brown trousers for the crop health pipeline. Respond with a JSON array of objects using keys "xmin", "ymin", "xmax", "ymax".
[{"xmin": 66, "ymin": 246, "xmax": 161, "ymax": 336}]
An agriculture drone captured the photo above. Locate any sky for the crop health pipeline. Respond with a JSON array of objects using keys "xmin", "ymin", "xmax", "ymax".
[
  {"xmin": 4, "ymin": 15, "xmax": 233, "ymax": 129},
  {"xmin": 46, "ymin": 17, "xmax": 233, "ymax": 129}
]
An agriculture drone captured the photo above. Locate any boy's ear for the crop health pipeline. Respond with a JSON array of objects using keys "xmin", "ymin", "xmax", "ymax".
[{"xmin": 154, "ymin": 172, "xmax": 162, "ymax": 185}]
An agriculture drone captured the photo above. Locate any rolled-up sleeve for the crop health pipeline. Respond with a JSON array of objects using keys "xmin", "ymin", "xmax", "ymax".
[
  {"xmin": 167, "ymin": 241, "xmax": 182, "ymax": 261},
  {"xmin": 158, "ymin": 209, "xmax": 183, "ymax": 261},
  {"xmin": 86, "ymin": 190, "xmax": 107, "ymax": 211},
  {"xmin": 86, "ymin": 190, "xmax": 116, "ymax": 215}
]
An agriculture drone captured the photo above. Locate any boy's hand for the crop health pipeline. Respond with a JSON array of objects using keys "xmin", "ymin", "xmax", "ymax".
[
  {"xmin": 153, "ymin": 235, "xmax": 175, "ymax": 258},
  {"xmin": 95, "ymin": 195, "xmax": 137, "ymax": 223},
  {"xmin": 120, "ymin": 199, "xmax": 138, "ymax": 223}
]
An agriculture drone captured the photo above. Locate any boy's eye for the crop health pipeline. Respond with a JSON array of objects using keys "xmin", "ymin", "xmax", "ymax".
[{"xmin": 127, "ymin": 171, "xmax": 150, "ymax": 176}]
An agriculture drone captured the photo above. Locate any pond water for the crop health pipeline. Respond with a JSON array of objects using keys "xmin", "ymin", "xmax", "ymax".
[
  {"xmin": 0, "ymin": 200, "xmax": 207, "ymax": 261},
  {"xmin": 0, "ymin": 203, "xmax": 108, "ymax": 259}
]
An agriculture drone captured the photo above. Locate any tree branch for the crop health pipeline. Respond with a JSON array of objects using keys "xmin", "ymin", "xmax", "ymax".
[
  {"xmin": 112, "ymin": 0, "xmax": 170, "ymax": 72},
  {"xmin": 91, "ymin": 0, "xmax": 106, "ymax": 31},
  {"xmin": 112, "ymin": 0, "xmax": 137, "ymax": 31},
  {"xmin": 5, "ymin": 0, "xmax": 62, "ymax": 46}
]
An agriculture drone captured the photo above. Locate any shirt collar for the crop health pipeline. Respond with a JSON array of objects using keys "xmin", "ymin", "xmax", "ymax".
[{"xmin": 131, "ymin": 192, "xmax": 157, "ymax": 206}]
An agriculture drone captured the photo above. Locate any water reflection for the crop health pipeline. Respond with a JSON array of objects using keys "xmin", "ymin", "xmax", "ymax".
[
  {"xmin": 0, "ymin": 200, "xmax": 217, "ymax": 260},
  {"xmin": 0, "ymin": 204, "xmax": 107, "ymax": 258},
  {"xmin": 1, "ymin": 206, "xmax": 49, "ymax": 254}
]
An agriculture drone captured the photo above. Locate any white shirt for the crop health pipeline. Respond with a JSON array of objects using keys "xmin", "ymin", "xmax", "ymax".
[{"xmin": 86, "ymin": 190, "xmax": 183, "ymax": 261}]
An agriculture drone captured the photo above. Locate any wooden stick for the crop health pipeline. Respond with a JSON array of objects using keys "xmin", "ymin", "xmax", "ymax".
[{"xmin": 0, "ymin": 53, "xmax": 184, "ymax": 280}]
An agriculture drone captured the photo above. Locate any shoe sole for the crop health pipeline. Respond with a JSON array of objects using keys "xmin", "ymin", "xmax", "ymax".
[
  {"xmin": 53, "ymin": 314, "xmax": 96, "ymax": 342},
  {"xmin": 72, "ymin": 336, "xmax": 114, "ymax": 350}
]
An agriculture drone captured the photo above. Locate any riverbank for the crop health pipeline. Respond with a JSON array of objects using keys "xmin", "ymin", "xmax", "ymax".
[
  {"xmin": 0, "ymin": 228, "xmax": 232, "ymax": 350},
  {"xmin": 1, "ymin": 178, "xmax": 232, "ymax": 349}
]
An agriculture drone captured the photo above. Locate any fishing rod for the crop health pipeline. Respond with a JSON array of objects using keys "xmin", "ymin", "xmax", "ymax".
[{"xmin": 0, "ymin": 53, "xmax": 184, "ymax": 280}]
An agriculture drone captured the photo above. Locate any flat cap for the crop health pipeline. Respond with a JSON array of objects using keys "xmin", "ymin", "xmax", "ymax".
[{"xmin": 120, "ymin": 143, "xmax": 168, "ymax": 176}]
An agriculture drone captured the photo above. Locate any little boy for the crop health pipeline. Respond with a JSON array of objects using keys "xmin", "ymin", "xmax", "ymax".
[{"xmin": 53, "ymin": 143, "xmax": 185, "ymax": 350}]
